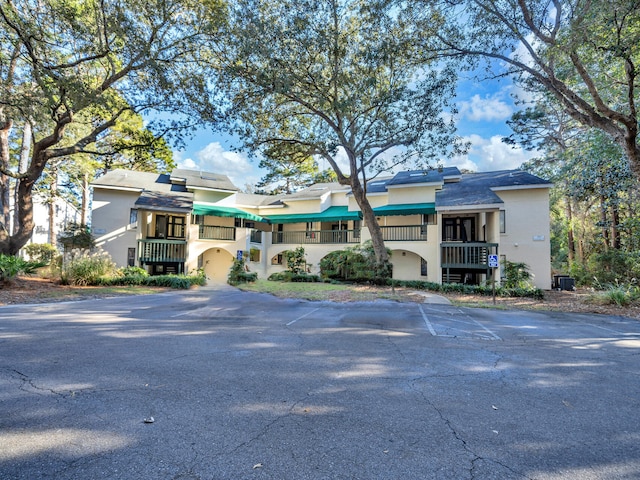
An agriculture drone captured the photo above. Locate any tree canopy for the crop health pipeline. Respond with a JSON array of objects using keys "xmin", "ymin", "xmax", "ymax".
[
  {"xmin": 207, "ymin": 0, "xmax": 461, "ymax": 267},
  {"xmin": 434, "ymin": 0, "xmax": 640, "ymax": 180},
  {"xmin": 0, "ymin": 0, "xmax": 224, "ymax": 254}
]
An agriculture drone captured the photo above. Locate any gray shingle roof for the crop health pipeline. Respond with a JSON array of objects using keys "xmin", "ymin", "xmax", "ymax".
[
  {"xmin": 91, "ymin": 169, "xmax": 185, "ymax": 193},
  {"xmin": 436, "ymin": 170, "xmax": 551, "ymax": 208},
  {"xmin": 170, "ymin": 169, "xmax": 238, "ymax": 192},
  {"xmin": 134, "ymin": 190, "xmax": 194, "ymax": 213},
  {"xmin": 386, "ymin": 167, "xmax": 461, "ymax": 186}
]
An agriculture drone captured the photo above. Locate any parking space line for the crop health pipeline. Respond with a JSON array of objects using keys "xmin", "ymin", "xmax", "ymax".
[
  {"xmin": 418, "ymin": 305, "xmax": 437, "ymax": 336},
  {"xmin": 286, "ymin": 308, "xmax": 320, "ymax": 326},
  {"xmin": 471, "ymin": 318, "xmax": 502, "ymax": 340}
]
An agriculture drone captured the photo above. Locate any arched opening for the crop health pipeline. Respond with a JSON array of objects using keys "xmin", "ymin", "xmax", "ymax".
[
  {"xmin": 200, "ymin": 248, "xmax": 234, "ymax": 283},
  {"xmin": 391, "ymin": 250, "xmax": 428, "ymax": 281}
]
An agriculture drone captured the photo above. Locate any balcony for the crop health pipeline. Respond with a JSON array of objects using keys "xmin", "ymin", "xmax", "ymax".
[
  {"xmin": 380, "ymin": 225, "xmax": 427, "ymax": 241},
  {"xmin": 250, "ymin": 229, "xmax": 262, "ymax": 243},
  {"xmin": 440, "ymin": 242, "xmax": 498, "ymax": 269},
  {"xmin": 272, "ymin": 229, "xmax": 361, "ymax": 245},
  {"xmin": 138, "ymin": 239, "xmax": 187, "ymax": 263},
  {"xmin": 199, "ymin": 225, "xmax": 236, "ymax": 241}
]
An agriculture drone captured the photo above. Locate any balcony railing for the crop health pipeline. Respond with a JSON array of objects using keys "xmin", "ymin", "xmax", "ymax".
[
  {"xmin": 250, "ymin": 229, "xmax": 262, "ymax": 243},
  {"xmin": 440, "ymin": 242, "xmax": 498, "ymax": 269},
  {"xmin": 138, "ymin": 239, "xmax": 187, "ymax": 263},
  {"xmin": 272, "ymin": 229, "xmax": 361, "ymax": 245},
  {"xmin": 199, "ymin": 225, "xmax": 236, "ymax": 241},
  {"xmin": 380, "ymin": 225, "xmax": 427, "ymax": 241}
]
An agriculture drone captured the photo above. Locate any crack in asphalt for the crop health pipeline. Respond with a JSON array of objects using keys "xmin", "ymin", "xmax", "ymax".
[
  {"xmin": 10, "ymin": 368, "xmax": 69, "ymax": 399},
  {"xmin": 409, "ymin": 374, "xmax": 534, "ymax": 480}
]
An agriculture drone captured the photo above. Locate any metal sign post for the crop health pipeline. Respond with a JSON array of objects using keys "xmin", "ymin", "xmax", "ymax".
[{"xmin": 488, "ymin": 254, "xmax": 499, "ymax": 305}]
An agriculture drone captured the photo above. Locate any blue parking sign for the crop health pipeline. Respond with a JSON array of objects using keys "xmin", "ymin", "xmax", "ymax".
[{"xmin": 488, "ymin": 254, "xmax": 499, "ymax": 268}]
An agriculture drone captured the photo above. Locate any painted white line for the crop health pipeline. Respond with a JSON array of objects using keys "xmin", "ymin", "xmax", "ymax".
[
  {"xmin": 471, "ymin": 318, "xmax": 501, "ymax": 340},
  {"xmin": 584, "ymin": 323, "xmax": 626, "ymax": 335},
  {"xmin": 286, "ymin": 308, "xmax": 320, "ymax": 326},
  {"xmin": 419, "ymin": 305, "xmax": 437, "ymax": 336}
]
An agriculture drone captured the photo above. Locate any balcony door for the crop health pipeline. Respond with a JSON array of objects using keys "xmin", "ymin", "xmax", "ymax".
[{"xmin": 443, "ymin": 217, "xmax": 475, "ymax": 242}]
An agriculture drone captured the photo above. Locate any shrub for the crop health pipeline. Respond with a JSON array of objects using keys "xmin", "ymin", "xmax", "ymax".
[
  {"xmin": 24, "ymin": 243, "xmax": 57, "ymax": 264},
  {"xmin": 385, "ymin": 278, "xmax": 544, "ymax": 300},
  {"xmin": 119, "ymin": 266, "xmax": 149, "ymax": 277},
  {"xmin": 61, "ymin": 249, "xmax": 116, "ymax": 286},
  {"xmin": 0, "ymin": 254, "xmax": 48, "ymax": 283},
  {"xmin": 319, "ymin": 241, "xmax": 391, "ymax": 284},
  {"xmin": 502, "ymin": 260, "xmax": 532, "ymax": 289},
  {"xmin": 268, "ymin": 271, "xmax": 320, "ymax": 282},
  {"xmin": 589, "ymin": 281, "xmax": 640, "ymax": 306},
  {"xmin": 284, "ymin": 246, "xmax": 307, "ymax": 274},
  {"xmin": 228, "ymin": 258, "xmax": 258, "ymax": 286}
]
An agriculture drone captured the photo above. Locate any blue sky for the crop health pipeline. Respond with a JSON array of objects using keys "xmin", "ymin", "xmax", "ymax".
[{"xmin": 173, "ymin": 74, "xmax": 537, "ymax": 189}]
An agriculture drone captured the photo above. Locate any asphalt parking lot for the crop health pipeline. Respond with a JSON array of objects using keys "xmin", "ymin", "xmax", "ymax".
[{"xmin": 1, "ymin": 286, "xmax": 639, "ymax": 479}]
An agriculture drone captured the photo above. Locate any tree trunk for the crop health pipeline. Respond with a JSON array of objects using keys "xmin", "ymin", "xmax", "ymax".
[
  {"xmin": 599, "ymin": 195, "xmax": 609, "ymax": 249},
  {"xmin": 565, "ymin": 198, "xmax": 575, "ymax": 264},
  {"xmin": 611, "ymin": 203, "xmax": 621, "ymax": 250},
  {"xmin": 0, "ymin": 120, "xmax": 12, "ymax": 233},
  {"xmin": 13, "ymin": 121, "xmax": 32, "ymax": 236},
  {"xmin": 81, "ymin": 172, "xmax": 90, "ymax": 226},
  {"xmin": 349, "ymin": 178, "xmax": 389, "ymax": 267},
  {"xmin": 48, "ymin": 167, "xmax": 59, "ymax": 245},
  {"xmin": 0, "ymin": 145, "xmax": 49, "ymax": 255}
]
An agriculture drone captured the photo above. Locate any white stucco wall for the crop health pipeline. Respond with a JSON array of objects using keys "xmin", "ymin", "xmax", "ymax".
[
  {"xmin": 496, "ymin": 188, "xmax": 551, "ymax": 289},
  {"xmin": 92, "ymin": 189, "xmax": 140, "ymax": 267}
]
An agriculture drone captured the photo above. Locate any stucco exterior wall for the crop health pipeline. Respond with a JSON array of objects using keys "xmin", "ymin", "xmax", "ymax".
[
  {"xmin": 496, "ymin": 188, "xmax": 551, "ymax": 289},
  {"xmin": 92, "ymin": 189, "xmax": 140, "ymax": 267},
  {"xmin": 387, "ymin": 185, "xmax": 437, "ymax": 204}
]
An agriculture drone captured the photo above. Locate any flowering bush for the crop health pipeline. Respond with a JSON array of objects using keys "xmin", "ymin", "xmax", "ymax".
[{"xmin": 61, "ymin": 249, "xmax": 116, "ymax": 286}]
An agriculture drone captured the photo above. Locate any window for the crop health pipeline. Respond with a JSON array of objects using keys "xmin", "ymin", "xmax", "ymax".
[
  {"xmin": 168, "ymin": 216, "xmax": 186, "ymax": 238},
  {"xmin": 129, "ymin": 209, "xmax": 138, "ymax": 225},
  {"xmin": 420, "ymin": 258, "xmax": 428, "ymax": 277},
  {"xmin": 192, "ymin": 214, "xmax": 204, "ymax": 225},
  {"xmin": 272, "ymin": 253, "xmax": 283, "ymax": 265},
  {"xmin": 499, "ymin": 210, "xmax": 506, "ymax": 234},
  {"xmin": 127, "ymin": 248, "xmax": 136, "ymax": 267},
  {"xmin": 422, "ymin": 214, "xmax": 436, "ymax": 225},
  {"xmin": 353, "ymin": 220, "xmax": 361, "ymax": 238},
  {"xmin": 306, "ymin": 222, "xmax": 314, "ymax": 238}
]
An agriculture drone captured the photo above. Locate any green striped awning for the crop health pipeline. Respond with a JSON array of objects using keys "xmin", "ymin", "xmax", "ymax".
[
  {"xmin": 192, "ymin": 203, "xmax": 265, "ymax": 222},
  {"xmin": 373, "ymin": 203, "xmax": 436, "ymax": 216},
  {"xmin": 266, "ymin": 206, "xmax": 362, "ymax": 224}
]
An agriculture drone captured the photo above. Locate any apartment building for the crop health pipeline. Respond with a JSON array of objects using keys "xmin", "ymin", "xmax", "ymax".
[{"xmin": 91, "ymin": 166, "xmax": 552, "ymax": 288}]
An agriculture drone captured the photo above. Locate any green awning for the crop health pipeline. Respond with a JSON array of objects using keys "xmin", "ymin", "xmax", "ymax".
[
  {"xmin": 373, "ymin": 202, "xmax": 436, "ymax": 216},
  {"xmin": 192, "ymin": 203, "xmax": 265, "ymax": 222},
  {"xmin": 266, "ymin": 205, "xmax": 362, "ymax": 224}
]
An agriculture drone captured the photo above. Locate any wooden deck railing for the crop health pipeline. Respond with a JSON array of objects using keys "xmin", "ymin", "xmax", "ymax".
[
  {"xmin": 138, "ymin": 239, "xmax": 187, "ymax": 263},
  {"xmin": 440, "ymin": 242, "xmax": 498, "ymax": 269}
]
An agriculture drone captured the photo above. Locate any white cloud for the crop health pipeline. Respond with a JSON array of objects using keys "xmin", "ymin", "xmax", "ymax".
[
  {"xmin": 444, "ymin": 134, "xmax": 538, "ymax": 172},
  {"xmin": 458, "ymin": 93, "xmax": 513, "ymax": 122},
  {"xmin": 176, "ymin": 142, "xmax": 261, "ymax": 187}
]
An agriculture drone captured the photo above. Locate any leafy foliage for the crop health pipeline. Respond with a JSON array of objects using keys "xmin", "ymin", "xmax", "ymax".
[
  {"xmin": 501, "ymin": 260, "xmax": 533, "ymax": 289},
  {"xmin": 61, "ymin": 249, "xmax": 117, "ymax": 286},
  {"xmin": 24, "ymin": 243, "xmax": 57, "ymax": 264},
  {"xmin": 319, "ymin": 241, "xmax": 392, "ymax": 284},
  {"xmin": 227, "ymin": 258, "xmax": 258, "ymax": 286},
  {"xmin": 388, "ymin": 279, "xmax": 544, "ymax": 300},
  {"xmin": 58, "ymin": 223, "xmax": 95, "ymax": 250},
  {"xmin": 0, "ymin": 254, "xmax": 47, "ymax": 283},
  {"xmin": 283, "ymin": 247, "xmax": 307, "ymax": 275},
  {"xmin": 210, "ymin": 0, "xmax": 460, "ymax": 265},
  {"xmin": 267, "ymin": 272, "xmax": 320, "ymax": 283}
]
